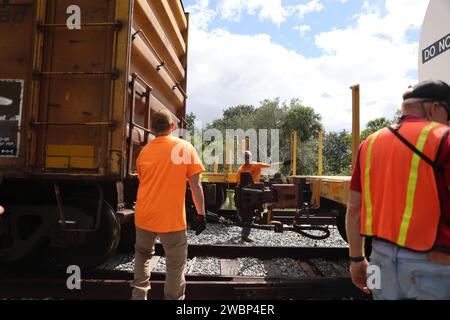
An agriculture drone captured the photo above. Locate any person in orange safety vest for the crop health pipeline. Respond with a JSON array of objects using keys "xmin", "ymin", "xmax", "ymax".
[
  {"xmin": 236, "ymin": 151, "xmax": 271, "ymax": 243},
  {"xmin": 347, "ymin": 80, "xmax": 450, "ymax": 300}
]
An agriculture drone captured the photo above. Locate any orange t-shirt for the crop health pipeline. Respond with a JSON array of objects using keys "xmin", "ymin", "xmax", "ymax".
[
  {"xmin": 135, "ymin": 135, "xmax": 205, "ymax": 233},
  {"xmin": 236, "ymin": 163, "xmax": 271, "ymax": 185}
]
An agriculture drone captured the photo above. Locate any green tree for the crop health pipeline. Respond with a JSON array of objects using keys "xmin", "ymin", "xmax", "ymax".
[
  {"xmin": 280, "ymin": 99, "xmax": 322, "ymax": 174},
  {"xmin": 204, "ymin": 98, "xmax": 324, "ymax": 176},
  {"xmin": 281, "ymin": 99, "xmax": 322, "ymax": 143},
  {"xmin": 360, "ymin": 117, "xmax": 391, "ymax": 140},
  {"xmin": 253, "ymin": 98, "xmax": 287, "ymax": 130},
  {"xmin": 185, "ymin": 112, "xmax": 196, "ymax": 131},
  {"xmin": 323, "ymin": 130, "xmax": 352, "ymax": 176},
  {"xmin": 209, "ymin": 104, "xmax": 256, "ymax": 131}
]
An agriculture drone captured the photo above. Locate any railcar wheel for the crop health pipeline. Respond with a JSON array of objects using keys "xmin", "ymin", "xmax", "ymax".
[
  {"xmin": 336, "ymin": 205, "xmax": 372, "ymax": 257},
  {"xmin": 47, "ymin": 196, "xmax": 121, "ymax": 268}
]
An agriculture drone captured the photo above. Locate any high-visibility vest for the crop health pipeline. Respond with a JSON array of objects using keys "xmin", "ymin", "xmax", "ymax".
[{"xmin": 360, "ymin": 120, "xmax": 449, "ymax": 251}]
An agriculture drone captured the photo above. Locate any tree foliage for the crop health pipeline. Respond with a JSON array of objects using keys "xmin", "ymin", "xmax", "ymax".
[
  {"xmin": 281, "ymin": 99, "xmax": 323, "ymax": 143},
  {"xmin": 360, "ymin": 117, "xmax": 391, "ymax": 140},
  {"xmin": 323, "ymin": 130, "xmax": 352, "ymax": 176},
  {"xmin": 196, "ymin": 99, "xmax": 399, "ymax": 177},
  {"xmin": 209, "ymin": 105, "xmax": 256, "ymax": 131},
  {"xmin": 185, "ymin": 112, "xmax": 196, "ymax": 131}
]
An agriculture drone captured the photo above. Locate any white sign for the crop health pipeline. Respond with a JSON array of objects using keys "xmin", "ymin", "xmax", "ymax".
[{"xmin": 419, "ymin": 0, "xmax": 450, "ymax": 84}]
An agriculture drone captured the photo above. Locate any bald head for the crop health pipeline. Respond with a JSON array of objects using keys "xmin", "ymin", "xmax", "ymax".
[{"xmin": 0, "ymin": 206, "xmax": 4, "ymax": 215}]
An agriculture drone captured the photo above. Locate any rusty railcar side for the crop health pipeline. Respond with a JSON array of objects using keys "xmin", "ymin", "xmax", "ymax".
[
  {"xmin": 0, "ymin": 0, "xmax": 189, "ymax": 266},
  {"xmin": 0, "ymin": 0, "xmax": 189, "ymax": 179}
]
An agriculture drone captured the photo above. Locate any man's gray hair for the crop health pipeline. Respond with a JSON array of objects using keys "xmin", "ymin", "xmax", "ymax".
[{"xmin": 401, "ymin": 98, "xmax": 433, "ymax": 116}]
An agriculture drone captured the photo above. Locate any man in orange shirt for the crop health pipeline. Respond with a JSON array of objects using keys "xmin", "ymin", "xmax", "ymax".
[
  {"xmin": 236, "ymin": 151, "xmax": 271, "ymax": 242},
  {"xmin": 132, "ymin": 110, "xmax": 206, "ymax": 300}
]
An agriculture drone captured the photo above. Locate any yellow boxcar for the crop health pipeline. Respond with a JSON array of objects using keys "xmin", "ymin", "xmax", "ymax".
[{"xmin": 0, "ymin": 0, "xmax": 189, "ymax": 267}]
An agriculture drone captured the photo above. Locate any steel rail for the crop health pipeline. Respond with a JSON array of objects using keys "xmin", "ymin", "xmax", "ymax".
[
  {"xmin": 0, "ymin": 272, "xmax": 365, "ymax": 300},
  {"xmin": 153, "ymin": 243, "xmax": 349, "ymax": 260}
]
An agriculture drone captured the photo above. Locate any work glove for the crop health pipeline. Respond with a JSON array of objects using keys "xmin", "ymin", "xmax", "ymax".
[{"xmin": 195, "ymin": 215, "xmax": 207, "ymax": 236}]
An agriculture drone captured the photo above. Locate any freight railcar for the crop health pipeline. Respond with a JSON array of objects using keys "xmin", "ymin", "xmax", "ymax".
[{"xmin": 0, "ymin": 0, "xmax": 189, "ymax": 267}]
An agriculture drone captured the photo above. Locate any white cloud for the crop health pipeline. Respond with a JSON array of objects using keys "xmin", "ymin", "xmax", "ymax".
[
  {"xmin": 293, "ymin": 0, "xmax": 324, "ymax": 19},
  {"xmin": 218, "ymin": 0, "xmax": 290, "ymax": 24},
  {"xmin": 293, "ymin": 24, "xmax": 312, "ymax": 37},
  {"xmin": 188, "ymin": 0, "xmax": 217, "ymax": 30},
  {"xmin": 185, "ymin": 0, "xmax": 430, "ymax": 132},
  {"xmin": 217, "ymin": 0, "xmax": 324, "ymax": 25}
]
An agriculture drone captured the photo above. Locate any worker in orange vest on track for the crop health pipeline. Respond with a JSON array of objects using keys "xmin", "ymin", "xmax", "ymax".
[
  {"xmin": 132, "ymin": 110, "xmax": 206, "ymax": 300},
  {"xmin": 347, "ymin": 80, "xmax": 450, "ymax": 300},
  {"xmin": 236, "ymin": 151, "xmax": 271, "ymax": 242}
]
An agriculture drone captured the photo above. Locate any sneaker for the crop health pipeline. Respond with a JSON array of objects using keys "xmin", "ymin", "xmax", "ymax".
[{"xmin": 242, "ymin": 236, "xmax": 254, "ymax": 243}]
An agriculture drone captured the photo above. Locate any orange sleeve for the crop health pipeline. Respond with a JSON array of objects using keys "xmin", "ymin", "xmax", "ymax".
[
  {"xmin": 187, "ymin": 143, "xmax": 205, "ymax": 178},
  {"xmin": 259, "ymin": 163, "xmax": 271, "ymax": 169}
]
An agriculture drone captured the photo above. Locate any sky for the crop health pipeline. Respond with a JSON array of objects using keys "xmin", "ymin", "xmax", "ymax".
[{"xmin": 182, "ymin": 0, "xmax": 430, "ymax": 132}]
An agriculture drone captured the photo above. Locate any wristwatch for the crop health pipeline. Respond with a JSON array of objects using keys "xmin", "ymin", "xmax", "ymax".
[{"xmin": 349, "ymin": 256, "xmax": 366, "ymax": 263}]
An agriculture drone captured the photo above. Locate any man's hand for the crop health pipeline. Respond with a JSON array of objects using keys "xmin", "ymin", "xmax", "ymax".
[
  {"xmin": 195, "ymin": 214, "xmax": 207, "ymax": 236},
  {"xmin": 349, "ymin": 259, "xmax": 371, "ymax": 295}
]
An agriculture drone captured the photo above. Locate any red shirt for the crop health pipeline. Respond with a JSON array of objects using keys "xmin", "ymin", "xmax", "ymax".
[{"xmin": 350, "ymin": 115, "xmax": 450, "ymax": 250}]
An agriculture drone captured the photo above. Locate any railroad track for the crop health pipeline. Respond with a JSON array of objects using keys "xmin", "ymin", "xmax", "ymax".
[
  {"xmin": 0, "ymin": 272, "xmax": 364, "ymax": 300},
  {"xmin": 0, "ymin": 245, "xmax": 368, "ymax": 300}
]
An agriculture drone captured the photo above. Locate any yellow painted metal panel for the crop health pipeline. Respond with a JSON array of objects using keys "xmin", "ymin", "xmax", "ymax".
[
  {"xmin": 131, "ymin": 27, "xmax": 184, "ymax": 108},
  {"xmin": 110, "ymin": 0, "xmax": 132, "ymax": 177},
  {"xmin": 151, "ymin": 0, "xmax": 186, "ymax": 57},
  {"xmin": 46, "ymin": 156, "xmax": 69, "ymax": 169},
  {"xmin": 168, "ymin": 0, "xmax": 188, "ymax": 31},
  {"xmin": 202, "ymin": 173, "xmax": 238, "ymax": 184},
  {"xmin": 299, "ymin": 176, "xmax": 351, "ymax": 207},
  {"xmin": 134, "ymin": 0, "xmax": 185, "ymax": 82},
  {"xmin": 70, "ymin": 157, "xmax": 95, "ymax": 169},
  {"xmin": 47, "ymin": 145, "xmax": 94, "ymax": 158}
]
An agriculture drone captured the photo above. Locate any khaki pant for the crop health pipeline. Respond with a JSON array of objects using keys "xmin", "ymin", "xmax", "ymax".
[{"xmin": 132, "ymin": 227, "xmax": 188, "ymax": 300}]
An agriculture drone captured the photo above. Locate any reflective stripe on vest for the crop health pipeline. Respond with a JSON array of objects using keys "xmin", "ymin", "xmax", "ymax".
[
  {"xmin": 397, "ymin": 122, "xmax": 439, "ymax": 246},
  {"xmin": 364, "ymin": 130, "xmax": 382, "ymax": 236}
]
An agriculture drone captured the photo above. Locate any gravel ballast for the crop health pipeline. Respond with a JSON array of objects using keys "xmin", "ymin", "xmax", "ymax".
[
  {"xmin": 115, "ymin": 223, "xmax": 349, "ymax": 278},
  {"xmin": 183, "ymin": 224, "xmax": 348, "ymax": 247}
]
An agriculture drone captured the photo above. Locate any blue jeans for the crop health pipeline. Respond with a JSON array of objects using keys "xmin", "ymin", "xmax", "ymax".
[
  {"xmin": 237, "ymin": 210, "xmax": 252, "ymax": 238},
  {"xmin": 241, "ymin": 226, "xmax": 251, "ymax": 238},
  {"xmin": 370, "ymin": 239, "xmax": 450, "ymax": 300}
]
